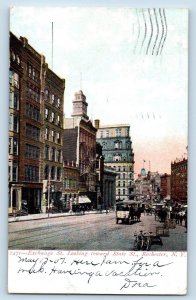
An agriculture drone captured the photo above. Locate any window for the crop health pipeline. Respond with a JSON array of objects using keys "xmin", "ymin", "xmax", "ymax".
[
  {"xmin": 57, "ymin": 115, "xmax": 60, "ymax": 126},
  {"xmin": 13, "ymin": 72, "xmax": 19, "ymax": 88},
  {"xmin": 57, "ymin": 167, "xmax": 61, "ymax": 180},
  {"xmin": 106, "ymin": 130, "xmax": 109, "ymax": 137},
  {"xmin": 100, "ymin": 131, "xmax": 104, "ymax": 138},
  {"xmin": 57, "ymin": 150, "xmax": 61, "ymax": 162},
  {"xmin": 45, "ymin": 145, "xmax": 50, "ymax": 160},
  {"xmin": 123, "ymin": 166, "xmax": 126, "ymax": 171},
  {"xmin": 25, "ymin": 165, "xmax": 39, "ymax": 182},
  {"xmin": 51, "ymin": 130, "xmax": 55, "ymax": 142},
  {"xmin": 26, "ymin": 103, "xmax": 40, "ymax": 121},
  {"xmin": 123, "ymin": 173, "xmax": 126, "ymax": 179},
  {"xmin": 123, "ymin": 189, "xmax": 126, "ymax": 195},
  {"xmin": 26, "ymin": 124, "xmax": 40, "ymax": 141},
  {"xmin": 116, "ymin": 128, "xmax": 121, "ymax": 137},
  {"xmin": 118, "ymin": 166, "xmax": 121, "ymax": 172},
  {"xmin": 13, "ymin": 138, "xmax": 18, "ymax": 155},
  {"xmin": 118, "ymin": 181, "xmax": 120, "ymax": 187},
  {"xmin": 14, "ymin": 94, "xmax": 19, "ymax": 110},
  {"xmin": 123, "ymin": 181, "xmax": 125, "ymax": 187},
  {"xmin": 57, "ymin": 132, "xmax": 61, "ymax": 144},
  {"xmin": 57, "ymin": 98, "xmax": 61, "ymax": 108},
  {"xmin": 118, "ymin": 189, "xmax": 120, "ymax": 195},
  {"xmin": 44, "ymin": 165, "xmax": 49, "ymax": 180},
  {"xmin": 25, "ymin": 144, "xmax": 40, "ymax": 160},
  {"xmin": 114, "ymin": 141, "xmax": 122, "ymax": 150},
  {"xmin": 45, "ymin": 108, "xmax": 49, "ymax": 120},
  {"xmin": 45, "ymin": 128, "xmax": 49, "ymax": 140},
  {"xmin": 9, "ymin": 115, "xmax": 19, "ymax": 132},
  {"xmin": 12, "ymin": 161, "xmax": 18, "ymax": 181},
  {"xmin": 51, "ymin": 166, "xmax": 56, "ymax": 180},
  {"xmin": 9, "ymin": 138, "xmax": 12, "ymax": 154},
  {"xmin": 102, "ymin": 142, "xmax": 107, "ymax": 149},
  {"xmin": 51, "ymin": 94, "xmax": 55, "ymax": 104},
  {"xmin": 51, "ymin": 147, "xmax": 55, "ymax": 161},
  {"xmin": 113, "ymin": 153, "xmax": 121, "ymax": 162},
  {"xmin": 50, "ymin": 112, "xmax": 55, "ymax": 123}
]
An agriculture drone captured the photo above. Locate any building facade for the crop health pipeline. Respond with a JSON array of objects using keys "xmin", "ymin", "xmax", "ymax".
[
  {"xmin": 63, "ymin": 90, "xmax": 97, "ymax": 207},
  {"xmin": 96, "ymin": 120, "xmax": 134, "ymax": 202},
  {"xmin": 9, "ymin": 32, "xmax": 65, "ymax": 214},
  {"xmin": 160, "ymin": 173, "xmax": 171, "ymax": 200},
  {"xmin": 171, "ymin": 158, "xmax": 187, "ymax": 205}
]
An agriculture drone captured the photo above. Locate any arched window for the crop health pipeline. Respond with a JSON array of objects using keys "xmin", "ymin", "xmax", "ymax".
[
  {"xmin": 102, "ymin": 142, "xmax": 107, "ymax": 149},
  {"xmin": 114, "ymin": 140, "xmax": 122, "ymax": 150},
  {"xmin": 113, "ymin": 153, "xmax": 121, "ymax": 162}
]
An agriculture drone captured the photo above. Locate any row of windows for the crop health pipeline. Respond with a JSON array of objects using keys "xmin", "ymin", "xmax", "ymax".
[
  {"xmin": 45, "ymin": 128, "xmax": 61, "ymax": 144},
  {"xmin": 117, "ymin": 189, "xmax": 127, "ymax": 195},
  {"xmin": 27, "ymin": 83, "xmax": 40, "ymax": 102},
  {"xmin": 9, "ymin": 114, "xmax": 19, "ymax": 133},
  {"xmin": 102, "ymin": 141, "xmax": 131, "ymax": 150},
  {"xmin": 10, "ymin": 51, "xmax": 21, "ymax": 65},
  {"xmin": 45, "ymin": 89, "xmax": 62, "ymax": 108},
  {"xmin": 45, "ymin": 145, "xmax": 62, "ymax": 162},
  {"xmin": 9, "ymin": 137, "xmax": 18, "ymax": 155},
  {"xmin": 9, "ymin": 71, "xmax": 19, "ymax": 89},
  {"xmin": 26, "ymin": 103, "xmax": 40, "ymax": 121},
  {"xmin": 100, "ymin": 128, "xmax": 129, "ymax": 138},
  {"xmin": 26, "ymin": 124, "xmax": 40, "ymax": 141},
  {"xmin": 117, "ymin": 181, "xmax": 132, "ymax": 187},
  {"xmin": 9, "ymin": 92, "xmax": 19, "ymax": 110},
  {"xmin": 25, "ymin": 165, "xmax": 39, "ymax": 182},
  {"xmin": 9, "ymin": 160, "xmax": 18, "ymax": 182},
  {"xmin": 44, "ymin": 165, "xmax": 62, "ymax": 181},
  {"xmin": 64, "ymin": 179, "xmax": 78, "ymax": 189},
  {"xmin": 116, "ymin": 173, "xmax": 133, "ymax": 179},
  {"xmin": 45, "ymin": 108, "xmax": 61, "ymax": 126},
  {"xmin": 113, "ymin": 165, "xmax": 133, "ymax": 172},
  {"xmin": 25, "ymin": 144, "xmax": 40, "ymax": 160},
  {"xmin": 28, "ymin": 64, "xmax": 40, "ymax": 83}
]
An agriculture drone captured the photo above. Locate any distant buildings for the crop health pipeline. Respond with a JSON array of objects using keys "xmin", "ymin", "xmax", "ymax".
[
  {"xmin": 96, "ymin": 121, "xmax": 134, "ymax": 202},
  {"xmin": 9, "ymin": 32, "xmax": 65, "ymax": 215},
  {"xmin": 135, "ymin": 170, "xmax": 161, "ymax": 202}
]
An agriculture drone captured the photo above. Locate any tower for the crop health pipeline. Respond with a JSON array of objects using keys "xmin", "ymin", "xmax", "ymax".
[{"xmin": 71, "ymin": 90, "xmax": 89, "ymax": 120}]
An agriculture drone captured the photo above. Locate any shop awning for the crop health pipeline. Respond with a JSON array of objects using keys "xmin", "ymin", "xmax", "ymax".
[{"xmin": 78, "ymin": 195, "xmax": 91, "ymax": 204}]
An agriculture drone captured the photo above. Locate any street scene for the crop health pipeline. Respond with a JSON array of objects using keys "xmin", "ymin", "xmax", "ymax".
[
  {"xmin": 9, "ymin": 210, "xmax": 186, "ymax": 251},
  {"xmin": 9, "ymin": 8, "xmax": 188, "ymax": 252}
]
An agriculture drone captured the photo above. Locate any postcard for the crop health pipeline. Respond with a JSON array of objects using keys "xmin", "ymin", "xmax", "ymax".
[{"xmin": 8, "ymin": 7, "xmax": 188, "ymax": 294}]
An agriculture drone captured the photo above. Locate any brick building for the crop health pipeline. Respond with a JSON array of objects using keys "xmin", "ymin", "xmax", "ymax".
[
  {"xmin": 9, "ymin": 32, "xmax": 65, "ymax": 214},
  {"xmin": 171, "ymin": 158, "xmax": 187, "ymax": 205},
  {"xmin": 160, "ymin": 173, "xmax": 171, "ymax": 200},
  {"xmin": 63, "ymin": 90, "xmax": 97, "ymax": 207}
]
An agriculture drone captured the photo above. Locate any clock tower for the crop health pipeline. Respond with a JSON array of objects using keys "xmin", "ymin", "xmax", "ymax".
[{"xmin": 71, "ymin": 90, "xmax": 89, "ymax": 120}]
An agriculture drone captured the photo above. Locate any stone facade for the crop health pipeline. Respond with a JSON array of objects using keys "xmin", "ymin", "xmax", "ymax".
[{"xmin": 96, "ymin": 121, "xmax": 134, "ymax": 201}]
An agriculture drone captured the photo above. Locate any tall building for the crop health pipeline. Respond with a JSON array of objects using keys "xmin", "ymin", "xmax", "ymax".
[
  {"xmin": 63, "ymin": 90, "xmax": 97, "ymax": 207},
  {"xmin": 160, "ymin": 173, "xmax": 171, "ymax": 200},
  {"xmin": 171, "ymin": 158, "xmax": 187, "ymax": 205},
  {"xmin": 95, "ymin": 120, "xmax": 134, "ymax": 201},
  {"xmin": 9, "ymin": 32, "xmax": 65, "ymax": 214}
]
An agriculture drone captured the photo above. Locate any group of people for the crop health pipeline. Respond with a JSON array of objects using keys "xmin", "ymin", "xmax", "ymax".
[{"xmin": 170, "ymin": 210, "xmax": 187, "ymax": 227}]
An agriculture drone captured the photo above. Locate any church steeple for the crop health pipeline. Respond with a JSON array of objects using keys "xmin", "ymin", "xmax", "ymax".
[{"xmin": 71, "ymin": 90, "xmax": 89, "ymax": 120}]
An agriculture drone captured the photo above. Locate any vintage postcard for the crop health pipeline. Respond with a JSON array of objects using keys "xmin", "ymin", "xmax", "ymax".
[{"xmin": 8, "ymin": 7, "xmax": 188, "ymax": 294}]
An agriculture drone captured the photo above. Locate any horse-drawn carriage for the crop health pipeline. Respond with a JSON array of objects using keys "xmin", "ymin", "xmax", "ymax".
[{"xmin": 116, "ymin": 200, "xmax": 142, "ymax": 224}]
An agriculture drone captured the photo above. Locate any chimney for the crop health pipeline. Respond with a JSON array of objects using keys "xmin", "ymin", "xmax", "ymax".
[{"xmin": 94, "ymin": 119, "xmax": 100, "ymax": 129}]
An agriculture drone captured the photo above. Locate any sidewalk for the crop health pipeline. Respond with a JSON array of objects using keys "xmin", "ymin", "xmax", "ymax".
[{"xmin": 8, "ymin": 209, "xmax": 108, "ymax": 223}]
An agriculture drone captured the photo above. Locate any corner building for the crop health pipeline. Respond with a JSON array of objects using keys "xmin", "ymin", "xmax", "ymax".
[
  {"xmin": 96, "ymin": 121, "xmax": 135, "ymax": 202},
  {"xmin": 9, "ymin": 32, "xmax": 65, "ymax": 214}
]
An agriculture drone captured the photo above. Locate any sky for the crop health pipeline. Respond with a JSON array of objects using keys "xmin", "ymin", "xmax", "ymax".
[{"xmin": 10, "ymin": 7, "xmax": 188, "ymax": 176}]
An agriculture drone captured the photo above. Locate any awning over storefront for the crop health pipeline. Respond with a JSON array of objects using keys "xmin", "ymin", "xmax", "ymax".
[{"xmin": 78, "ymin": 195, "xmax": 91, "ymax": 204}]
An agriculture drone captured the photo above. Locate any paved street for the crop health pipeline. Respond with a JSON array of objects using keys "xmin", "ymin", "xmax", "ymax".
[{"xmin": 8, "ymin": 212, "xmax": 187, "ymax": 251}]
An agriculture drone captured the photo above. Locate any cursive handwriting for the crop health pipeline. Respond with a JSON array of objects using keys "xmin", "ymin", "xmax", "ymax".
[{"xmin": 15, "ymin": 254, "xmax": 173, "ymax": 290}]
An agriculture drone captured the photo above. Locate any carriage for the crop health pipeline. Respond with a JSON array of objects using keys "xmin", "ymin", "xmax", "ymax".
[{"xmin": 116, "ymin": 200, "xmax": 142, "ymax": 224}]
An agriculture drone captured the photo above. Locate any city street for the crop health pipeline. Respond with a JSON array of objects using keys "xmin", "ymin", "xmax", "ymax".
[{"xmin": 9, "ymin": 211, "xmax": 187, "ymax": 251}]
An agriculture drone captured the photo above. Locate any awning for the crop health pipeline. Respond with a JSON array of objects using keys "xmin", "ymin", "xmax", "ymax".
[{"xmin": 78, "ymin": 195, "xmax": 91, "ymax": 204}]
